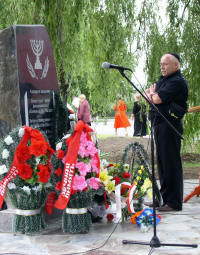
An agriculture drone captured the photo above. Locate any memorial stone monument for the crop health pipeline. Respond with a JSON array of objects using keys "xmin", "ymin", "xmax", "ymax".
[
  {"xmin": 0, "ymin": 25, "xmax": 60, "ymax": 231},
  {"xmin": 0, "ymin": 25, "xmax": 59, "ymax": 144}
]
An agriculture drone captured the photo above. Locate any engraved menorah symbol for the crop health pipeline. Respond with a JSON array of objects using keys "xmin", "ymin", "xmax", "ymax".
[{"xmin": 30, "ymin": 40, "xmax": 44, "ymax": 70}]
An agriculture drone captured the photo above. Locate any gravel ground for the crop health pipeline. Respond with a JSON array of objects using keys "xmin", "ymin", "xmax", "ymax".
[{"xmin": 94, "ymin": 119, "xmax": 200, "ymax": 179}]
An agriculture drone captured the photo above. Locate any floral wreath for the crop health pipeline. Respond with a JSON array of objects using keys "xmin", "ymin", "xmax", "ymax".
[
  {"xmin": 122, "ymin": 142, "xmax": 162, "ymax": 205},
  {"xmin": 0, "ymin": 125, "xmax": 54, "ymax": 208},
  {"xmin": 51, "ymin": 120, "xmax": 101, "ymax": 210}
]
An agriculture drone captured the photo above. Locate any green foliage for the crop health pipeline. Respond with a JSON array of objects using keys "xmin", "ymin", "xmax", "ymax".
[
  {"xmin": 62, "ymin": 190, "xmax": 93, "ymax": 233},
  {"xmin": 136, "ymin": 0, "xmax": 200, "ymax": 151},
  {"xmin": 8, "ymin": 188, "xmax": 47, "ymax": 234},
  {"xmin": 1, "ymin": 0, "xmax": 200, "ymax": 148},
  {"xmin": 0, "ymin": 0, "xmax": 138, "ymax": 117},
  {"xmin": 51, "ymin": 92, "xmax": 70, "ymax": 149}
]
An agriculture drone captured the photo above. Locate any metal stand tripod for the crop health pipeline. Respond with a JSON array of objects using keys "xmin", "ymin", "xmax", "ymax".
[{"xmin": 118, "ymin": 70, "xmax": 198, "ymax": 254}]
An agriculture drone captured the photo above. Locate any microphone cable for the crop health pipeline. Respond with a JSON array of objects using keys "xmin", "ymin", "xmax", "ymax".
[{"xmin": 60, "ymin": 215, "xmax": 123, "ymax": 255}]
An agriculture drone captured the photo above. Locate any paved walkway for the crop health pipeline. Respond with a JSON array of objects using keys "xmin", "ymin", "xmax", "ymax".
[
  {"xmin": 91, "ymin": 118, "xmax": 150, "ymax": 139},
  {"xmin": 91, "ymin": 118, "xmax": 134, "ymax": 137},
  {"xmin": 0, "ymin": 180, "xmax": 199, "ymax": 255}
]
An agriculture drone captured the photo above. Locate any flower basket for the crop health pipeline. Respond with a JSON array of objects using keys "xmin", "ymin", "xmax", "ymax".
[
  {"xmin": 130, "ymin": 208, "xmax": 161, "ymax": 232},
  {"xmin": 0, "ymin": 126, "xmax": 54, "ymax": 234},
  {"xmin": 7, "ymin": 187, "xmax": 47, "ymax": 233},
  {"xmin": 62, "ymin": 190, "xmax": 93, "ymax": 233}
]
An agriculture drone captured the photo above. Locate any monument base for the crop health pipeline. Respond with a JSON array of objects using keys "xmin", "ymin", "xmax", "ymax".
[{"xmin": 0, "ymin": 209, "xmax": 15, "ymax": 232}]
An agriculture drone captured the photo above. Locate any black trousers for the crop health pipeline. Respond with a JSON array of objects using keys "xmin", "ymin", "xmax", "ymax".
[{"xmin": 154, "ymin": 120, "xmax": 183, "ymax": 210}]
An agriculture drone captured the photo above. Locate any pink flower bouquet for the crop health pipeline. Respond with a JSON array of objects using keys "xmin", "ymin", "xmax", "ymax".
[{"xmin": 51, "ymin": 121, "xmax": 101, "ymax": 233}]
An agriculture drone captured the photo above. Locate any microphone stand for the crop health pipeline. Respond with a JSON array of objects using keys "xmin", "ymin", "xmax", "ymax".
[{"xmin": 118, "ymin": 70, "xmax": 197, "ymax": 254}]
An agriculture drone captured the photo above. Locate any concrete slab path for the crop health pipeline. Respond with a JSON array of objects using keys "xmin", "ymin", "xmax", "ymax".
[{"xmin": 0, "ymin": 180, "xmax": 199, "ymax": 255}]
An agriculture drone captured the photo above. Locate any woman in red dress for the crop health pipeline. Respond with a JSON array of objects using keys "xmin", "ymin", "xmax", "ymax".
[{"xmin": 114, "ymin": 95, "xmax": 131, "ymax": 136}]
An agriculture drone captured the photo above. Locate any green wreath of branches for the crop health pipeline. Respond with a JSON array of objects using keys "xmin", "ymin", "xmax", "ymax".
[
  {"xmin": 51, "ymin": 92, "xmax": 71, "ymax": 149},
  {"xmin": 122, "ymin": 142, "xmax": 162, "ymax": 204}
]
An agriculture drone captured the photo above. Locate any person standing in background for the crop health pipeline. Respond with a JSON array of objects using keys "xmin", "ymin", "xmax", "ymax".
[
  {"xmin": 131, "ymin": 93, "xmax": 147, "ymax": 137},
  {"xmin": 77, "ymin": 94, "xmax": 91, "ymax": 125},
  {"xmin": 114, "ymin": 94, "xmax": 131, "ymax": 136}
]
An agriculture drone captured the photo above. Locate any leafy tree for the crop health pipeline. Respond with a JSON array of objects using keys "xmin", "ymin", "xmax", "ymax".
[
  {"xmin": 0, "ymin": 1, "xmax": 139, "ymax": 116},
  {"xmin": 1, "ymin": 0, "xmax": 200, "ymax": 148},
  {"xmin": 139, "ymin": 0, "xmax": 200, "ymax": 150}
]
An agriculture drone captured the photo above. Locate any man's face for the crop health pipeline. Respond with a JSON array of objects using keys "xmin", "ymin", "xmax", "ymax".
[{"xmin": 160, "ymin": 54, "xmax": 178, "ymax": 77}]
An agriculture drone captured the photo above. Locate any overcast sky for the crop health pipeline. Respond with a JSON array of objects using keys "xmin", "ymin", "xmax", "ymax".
[{"xmin": 133, "ymin": 0, "xmax": 168, "ymax": 86}]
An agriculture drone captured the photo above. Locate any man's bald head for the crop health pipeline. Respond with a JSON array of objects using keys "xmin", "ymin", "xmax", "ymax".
[{"xmin": 160, "ymin": 53, "xmax": 180, "ymax": 77}]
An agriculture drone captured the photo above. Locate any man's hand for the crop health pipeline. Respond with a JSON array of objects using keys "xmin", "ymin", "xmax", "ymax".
[
  {"xmin": 150, "ymin": 84, "xmax": 156, "ymax": 93},
  {"xmin": 145, "ymin": 88, "xmax": 150, "ymax": 94},
  {"xmin": 145, "ymin": 83, "xmax": 162, "ymax": 104}
]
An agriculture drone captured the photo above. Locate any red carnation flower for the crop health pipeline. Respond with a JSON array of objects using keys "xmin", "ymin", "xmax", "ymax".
[
  {"xmin": 107, "ymin": 213, "xmax": 114, "ymax": 222},
  {"xmin": 122, "ymin": 172, "xmax": 131, "ymax": 179},
  {"xmin": 57, "ymin": 149, "xmax": 65, "ymax": 160},
  {"xmin": 29, "ymin": 141, "xmax": 48, "ymax": 156},
  {"xmin": 56, "ymin": 181, "xmax": 61, "ymax": 191},
  {"xmin": 55, "ymin": 168, "xmax": 63, "ymax": 177},
  {"xmin": 30, "ymin": 129, "xmax": 44, "ymax": 141},
  {"xmin": 16, "ymin": 144, "xmax": 32, "ymax": 162},
  {"xmin": 113, "ymin": 176, "xmax": 121, "ymax": 185},
  {"xmin": 18, "ymin": 163, "xmax": 33, "ymax": 180},
  {"xmin": 37, "ymin": 164, "xmax": 50, "ymax": 183},
  {"xmin": 121, "ymin": 187, "xmax": 128, "ymax": 195}
]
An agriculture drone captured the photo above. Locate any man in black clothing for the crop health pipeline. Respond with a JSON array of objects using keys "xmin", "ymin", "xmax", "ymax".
[
  {"xmin": 145, "ymin": 53, "xmax": 188, "ymax": 212},
  {"xmin": 131, "ymin": 94, "xmax": 147, "ymax": 137}
]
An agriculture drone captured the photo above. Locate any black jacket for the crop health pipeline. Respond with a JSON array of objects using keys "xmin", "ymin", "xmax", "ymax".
[{"xmin": 149, "ymin": 70, "xmax": 188, "ymax": 125}]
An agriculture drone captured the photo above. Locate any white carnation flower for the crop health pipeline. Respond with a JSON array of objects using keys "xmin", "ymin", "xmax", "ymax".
[
  {"xmin": 18, "ymin": 127, "xmax": 25, "ymax": 137},
  {"xmin": 0, "ymin": 165, "xmax": 8, "ymax": 175},
  {"xmin": 101, "ymin": 159, "xmax": 109, "ymax": 168},
  {"xmin": 123, "ymin": 163, "xmax": 130, "ymax": 172},
  {"xmin": 7, "ymin": 182, "xmax": 16, "ymax": 190},
  {"xmin": 32, "ymin": 185, "xmax": 42, "ymax": 192},
  {"xmin": 21, "ymin": 186, "xmax": 31, "ymax": 195},
  {"xmin": 56, "ymin": 142, "xmax": 63, "ymax": 151},
  {"xmin": 44, "ymin": 182, "xmax": 52, "ymax": 188},
  {"xmin": 2, "ymin": 149, "xmax": 9, "ymax": 159},
  {"xmin": 35, "ymin": 157, "xmax": 41, "ymax": 164},
  {"xmin": 4, "ymin": 135, "xmax": 14, "ymax": 145}
]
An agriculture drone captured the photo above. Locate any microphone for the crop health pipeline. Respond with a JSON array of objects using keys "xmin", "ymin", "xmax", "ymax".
[{"xmin": 102, "ymin": 62, "xmax": 133, "ymax": 72}]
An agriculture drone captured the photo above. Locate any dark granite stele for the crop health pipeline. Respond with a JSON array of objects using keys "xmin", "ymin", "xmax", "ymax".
[
  {"xmin": 0, "ymin": 25, "xmax": 59, "ymax": 231},
  {"xmin": 0, "ymin": 24, "xmax": 59, "ymax": 141}
]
